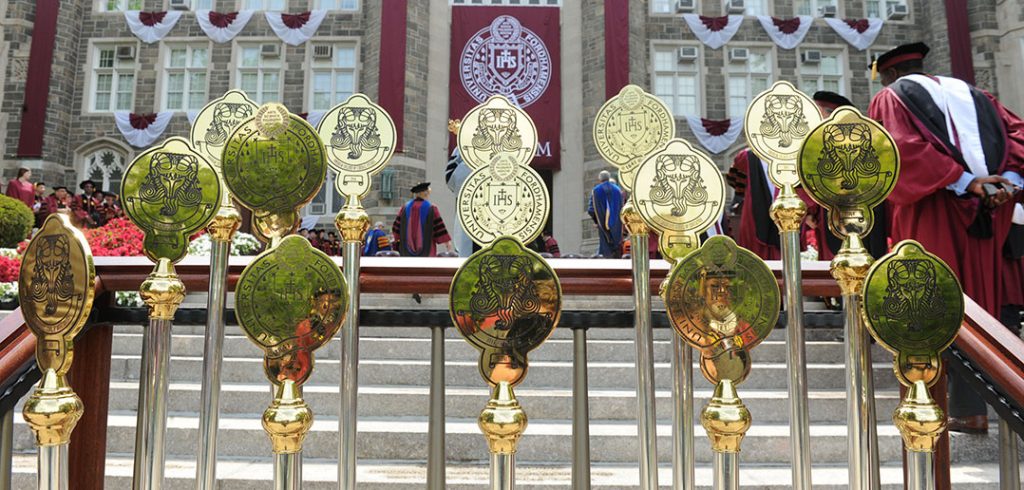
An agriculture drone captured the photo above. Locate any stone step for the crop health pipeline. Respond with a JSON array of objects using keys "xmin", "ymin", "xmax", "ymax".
[
  {"xmin": 11, "ymin": 413, "xmax": 997, "ymax": 465},
  {"xmin": 103, "ymin": 381, "xmax": 901, "ymax": 423},
  {"xmin": 108, "ymin": 333, "xmax": 891, "ymax": 364},
  {"xmin": 8, "ymin": 454, "xmax": 1008, "ymax": 489},
  {"xmin": 109, "ymin": 354, "xmax": 903, "ymax": 390}
]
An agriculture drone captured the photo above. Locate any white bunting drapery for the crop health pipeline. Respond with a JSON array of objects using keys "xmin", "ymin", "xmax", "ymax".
[
  {"xmin": 685, "ymin": 116, "xmax": 744, "ymax": 155},
  {"xmin": 681, "ymin": 14, "xmax": 744, "ymax": 49},
  {"xmin": 757, "ymin": 16, "xmax": 814, "ymax": 49},
  {"xmin": 196, "ymin": 10, "xmax": 255, "ymax": 44},
  {"xmin": 114, "ymin": 112, "xmax": 174, "ymax": 148},
  {"xmin": 124, "ymin": 11, "xmax": 183, "ymax": 44},
  {"xmin": 824, "ymin": 17, "xmax": 884, "ymax": 51},
  {"xmin": 265, "ymin": 10, "xmax": 327, "ymax": 46}
]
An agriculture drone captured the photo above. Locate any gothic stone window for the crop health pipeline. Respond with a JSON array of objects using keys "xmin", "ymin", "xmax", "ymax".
[{"xmin": 84, "ymin": 148, "xmax": 127, "ymax": 195}]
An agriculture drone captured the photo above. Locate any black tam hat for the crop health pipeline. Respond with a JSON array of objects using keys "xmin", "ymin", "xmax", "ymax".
[
  {"xmin": 812, "ymin": 91, "xmax": 853, "ymax": 110},
  {"xmin": 411, "ymin": 182, "xmax": 430, "ymax": 194},
  {"xmin": 873, "ymin": 42, "xmax": 929, "ymax": 75},
  {"xmin": 79, "ymin": 180, "xmax": 96, "ymax": 190}
]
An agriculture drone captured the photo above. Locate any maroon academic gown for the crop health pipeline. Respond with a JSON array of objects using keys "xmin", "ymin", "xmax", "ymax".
[
  {"xmin": 727, "ymin": 149, "xmax": 781, "ymax": 260},
  {"xmin": 869, "ymin": 82, "xmax": 1024, "ymax": 316},
  {"xmin": 5, "ymin": 179, "xmax": 33, "ymax": 208}
]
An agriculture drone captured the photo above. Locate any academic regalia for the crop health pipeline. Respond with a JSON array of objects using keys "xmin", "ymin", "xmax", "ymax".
[
  {"xmin": 803, "ymin": 197, "xmax": 891, "ymax": 261},
  {"xmin": 727, "ymin": 149, "xmax": 782, "ymax": 260},
  {"xmin": 75, "ymin": 193, "xmax": 100, "ymax": 228},
  {"xmin": 363, "ymin": 228, "xmax": 392, "ymax": 256},
  {"xmin": 869, "ymin": 75, "xmax": 1024, "ymax": 317},
  {"xmin": 588, "ymin": 180, "xmax": 624, "ymax": 258},
  {"xmin": 544, "ymin": 236, "xmax": 561, "ymax": 258},
  {"xmin": 392, "ymin": 197, "xmax": 451, "ymax": 257},
  {"xmin": 4, "ymin": 179, "xmax": 34, "ymax": 208}
]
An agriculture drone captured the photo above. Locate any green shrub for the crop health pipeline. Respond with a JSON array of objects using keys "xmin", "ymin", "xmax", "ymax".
[{"xmin": 0, "ymin": 194, "xmax": 33, "ymax": 248}]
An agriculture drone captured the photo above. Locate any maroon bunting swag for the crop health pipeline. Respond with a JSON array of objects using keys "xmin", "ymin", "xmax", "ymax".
[
  {"xmin": 125, "ymin": 10, "xmax": 182, "ymax": 43},
  {"xmin": 682, "ymin": 14, "xmax": 744, "ymax": 49},
  {"xmin": 686, "ymin": 116, "xmax": 744, "ymax": 154},
  {"xmin": 824, "ymin": 17, "xmax": 884, "ymax": 50},
  {"xmin": 757, "ymin": 15, "xmax": 813, "ymax": 49},
  {"xmin": 197, "ymin": 10, "xmax": 255, "ymax": 43},
  {"xmin": 114, "ymin": 111, "xmax": 173, "ymax": 147},
  {"xmin": 449, "ymin": 7, "xmax": 562, "ymax": 170},
  {"xmin": 265, "ymin": 10, "xmax": 327, "ymax": 46}
]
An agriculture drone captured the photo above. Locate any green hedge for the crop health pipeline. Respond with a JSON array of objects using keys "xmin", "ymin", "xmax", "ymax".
[{"xmin": 0, "ymin": 194, "xmax": 33, "ymax": 248}]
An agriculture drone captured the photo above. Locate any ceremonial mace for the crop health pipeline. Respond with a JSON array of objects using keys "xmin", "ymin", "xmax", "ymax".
[
  {"xmin": 629, "ymin": 134, "xmax": 729, "ymax": 489},
  {"xmin": 452, "ymin": 95, "xmax": 560, "ymax": 490},
  {"xmin": 19, "ymin": 214, "xmax": 95, "ymax": 490},
  {"xmin": 797, "ymin": 106, "xmax": 900, "ymax": 490},
  {"xmin": 189, "ymin": 89, "xmax": 258, "ymax": 490},
  {"xmin": 121, "ymin": 137, "xmax": 221, "ymax": 490},
  {"xmin": 313, "ymin": 94, "xmax": 397, "ymax": 490},
  {"xmin": 742, "ymin": 81, "xmax": 822, "ymax": 490},
  {"xmin": 593, "ymin": 84, "xmax": 675, "ymax": 490},
  {"xmin": 222, "ymin": 103, "xmax": 339, "ymax": 490},
  {"xmin": 862, "ymin": 241, "xmax": 963, "ymax": 490},
  {"xmin": 663, "ymin": 235, "xmax": 780, "ymax": 490}
]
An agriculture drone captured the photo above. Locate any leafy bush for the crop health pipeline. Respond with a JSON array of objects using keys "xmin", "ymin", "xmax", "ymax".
[{"xmin": 0, "ymin": 195, "xmax": 33, "ymax": 248}]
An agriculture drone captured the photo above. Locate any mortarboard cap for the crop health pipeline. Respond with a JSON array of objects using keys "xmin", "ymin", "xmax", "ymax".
[
  {"xmin": 411, "ymin": 182, "xmax": 431, "ymax": 194},
  {"xmin": 813, "ymin": 91, "xmax": 854, "ymax": 111},
  {"xmin": 872, "ymin": 42, "xmax": 929, "ymax": 79}
]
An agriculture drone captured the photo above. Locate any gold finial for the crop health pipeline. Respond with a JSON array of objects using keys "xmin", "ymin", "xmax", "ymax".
[
  {"xmin": 207, "ymin": 204, "xmax": 242, "ymax": 243},
  {"xmin": 140, "ymin": 258, "xmax": 186, "ymax": 321},
  {"xmin": 892, "ymin": 380, "xmax": 946, "ymax": 452},
  {"xmin": 768, "ymin": 184, "xmax": 807, "ymax": 233},
  {"xmin": 621, "ymin": 201, "xmax": 649, "ymax": 237},
  {"xmin": 336, "ymin": 195, "xmax": 371, "ymax": 243},
  {"xmin": 830, "ymin": 233, "xmax": 874, "ymax": 295},
  {"xmin": 22, "ymin": 369, "xmax": 84, "ymax": 447},
  {"xmin": 478, "ymin": 381, "xmax": 528, "ymax": 455},
  {"xmin": 262, "ymin": 380, "xmax": 314, "ymax": 454},
  {"xmin": 700, "ymin": 379, "xmax": 751, "ymax": 453},
  {"xmin": 448, "ymin": 118, "xmax": 461, "ymax": 135}
]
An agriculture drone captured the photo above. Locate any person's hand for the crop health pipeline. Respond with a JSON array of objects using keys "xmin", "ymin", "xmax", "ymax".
[
  {"xmin": 967, "ymin": 175, "xmax": 1014, "ymax": 207},
  {"xmin": 805, "ymin": 213, "xmax": 819, "ymax": 229}
]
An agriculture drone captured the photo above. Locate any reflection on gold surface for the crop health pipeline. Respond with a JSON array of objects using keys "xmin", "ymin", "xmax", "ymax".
[
  {"xmin": 744, "ymin": 81, "xmax": 823, "ymax": 188},
  {"xmin": 449, "ymin": 237, "xmax": 561, "ymax": 387},
  {"xmin": 593, "ymin": 84, "xmax": 675, "ymax": 191}
]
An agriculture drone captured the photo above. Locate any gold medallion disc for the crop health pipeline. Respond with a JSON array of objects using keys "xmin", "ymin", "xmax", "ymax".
[
  {"xmin": 593, "ymin": 84, "xmax": 675, "ymax": 191},
  {"xmin": 457, "ymin": 95, "xmax": 538, "ymax": 170},
  {"xmin": 743, "ymin": 81, "xmax": 823, "ymax": 188}
]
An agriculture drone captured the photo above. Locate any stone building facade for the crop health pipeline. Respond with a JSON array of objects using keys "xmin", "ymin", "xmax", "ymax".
[{"xmin": 1, "ymin": 0, "xmax": 1021, "ymax": 255}]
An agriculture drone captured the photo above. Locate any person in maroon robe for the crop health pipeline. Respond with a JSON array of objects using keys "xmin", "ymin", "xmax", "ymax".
[
  {"xmin": 392, "ymin": 182, "xmax": 453, "ymax": 257},
  {"xmin": 726, "ymin": 149, "xmax": 782, "ymax": 260},
  {"xmin": 804, "ymin": 91, "xmax": 890, "ymax": 261},
  {"xmin": 74, "ymin": 180, "xmax": 100, "ymax": 228},
  {"xmin": 5, "ymin": 168, "xmax": 35, "ymax": 209},
  {"xmin": 32, "ymin": 182, "xmax": 48, "ymax": 228},
  {"xmin": 869, "ymin": 42, "xmax": 1024, "ymax": 433},
  {"xmin": 44, "ymin": 186, "xmax": 76, "ymax": 217}
]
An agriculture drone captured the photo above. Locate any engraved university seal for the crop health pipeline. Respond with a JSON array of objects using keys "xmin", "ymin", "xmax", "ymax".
[
  {"xmin": 460, "ymin": 15, "xmax": 551, "ymax": 107},
  {"xmin": 593, "ymin": 84, "xmax": 675, "ymax": 191}
]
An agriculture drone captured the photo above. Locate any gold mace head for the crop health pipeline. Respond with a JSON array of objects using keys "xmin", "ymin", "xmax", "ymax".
[
  {"xmin": 621, "ymin": 201, "xmax": 649, "ymax": 237},
  {"xmin": 448, "ymin": 118, "xmax": 462, "ymax": 135},
  {"xmin": 700, "ymin": 379, "xmax": 751, "ymax": 453},
  {"xmin": 262, "ymin": 379, "xmax": 313, "ymax": 454},
  {"xmin": 768, "ymin": 184, "xmax": 807, "ymax": 233},
  {"xmin": 478, "ymin": 381, "xmax": 528, "ymax": 455},
  {"xmin": 893, "ymin": 379, "xmax": 946, "ymax": 452},
  {"xmin": 206, "ymin": 203, "xmax": 242, "ymax": 243},
  {"xmin": 335, "ymin": 195, "xmax": 371, "ymax": 243},
  {"xmin": 140, "ymin": 258, "xmax": 186, "ymax": 321},
  {"xmin": 830, "ymin": 233, "xmax": 874, "ymax": 295},
  {"xmin": 22, "ymin": 368, "xmax": 83, "ymax": 447}
]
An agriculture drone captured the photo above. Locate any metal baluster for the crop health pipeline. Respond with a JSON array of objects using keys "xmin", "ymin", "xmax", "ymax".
[
  {"xmin": 999, "ymin": 418, "xmax": 1020, "ymax": 490},
  {"xmin": 572, "ymin": 327, "xmax": 591, "ymax": 490},
  {"xmin": 713, "ymin": 451, "xmax": 739, "ymax": 490},
  {"xmin": 427, "ymin": 325, "xmax": 446, "ymax": 490},
  {"xmin": 0, "ymin": 406, "xmax": 12, "ymax": 490},
  {"xmin": 339, "ymin": 239, "xmax": 363, "ymax": 490},
  {"xmin": 625, "ymin": 218, "xmax": 659, "ymax": 490},
  {"xmin": 671, "ymin": 336, "xmax": 694, "ymax": 490}
]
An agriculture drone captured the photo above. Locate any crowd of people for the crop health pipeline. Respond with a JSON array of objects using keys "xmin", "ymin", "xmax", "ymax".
[{"xmin": 4, "ymin": 170, "xmax": 124, "ymax": 230}]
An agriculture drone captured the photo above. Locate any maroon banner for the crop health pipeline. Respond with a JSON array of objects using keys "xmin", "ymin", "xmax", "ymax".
[
  {"xmin": 379, "ymin": 0, "xmax": 407, "ymax": 151},
  {"xmin": 449, "ymin": 7, "xmax": 561, "ymax": 170},
  {"xmin": 17, "ymin": 0, "xmax": 60, "ymax": 157},
  {"xmin": 604, "ymin": 0, "xmax": 630, "ymax": 99}
]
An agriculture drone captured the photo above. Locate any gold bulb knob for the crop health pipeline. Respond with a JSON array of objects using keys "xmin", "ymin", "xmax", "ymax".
[
  {"xmin": 700, "ymin": 379, "xmax": 751, "ymax": 453},
  {"xmin": 336, "ymin": 196, "xmax": 371, "ymax": 243},
  {"xmin": 478, "ymin": 381, "xmax": 528, "ymax": 455},
  {"xmin": 830, "ymin": 233, "xmax": 873, "ymax": 295},
  {"xmin": 140, "ymin": 258, "xmax": 186, "ymax": 321},
  {"xmin": 893, "ymin": 379, "xmax": 946, "ymax": 452},
  {"xmin": 262, "ymin": 380, "xmax": 313, "ymax": 454},
  {"xmin": 768, "ymin": 184, "xmax": 807, "ymax": 233},
  {"xmin": 621, "ymin": 201, "xmax": 649, "ymax": 237},
  {"xmin": 22, "ymin": 369, "xmax": 83, "ymax": 447},
  {"xmin": 207, "ymin": 202, "xmax": 242, "ymax": 243}
]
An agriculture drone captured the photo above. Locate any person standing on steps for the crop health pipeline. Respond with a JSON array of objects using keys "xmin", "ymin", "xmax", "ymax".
[{"xmin": 392, "ymin": 182, "xmax": 454, "ymax": 257}]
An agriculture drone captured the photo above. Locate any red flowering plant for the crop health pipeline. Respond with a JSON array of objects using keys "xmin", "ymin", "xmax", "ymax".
[
  {"xmin": 0, "ymin": 255, "xmax": 19, "ymax": 283},
  {"xmin": 83, "ymin": 218, "xmax": 145, "ymax": 257}
]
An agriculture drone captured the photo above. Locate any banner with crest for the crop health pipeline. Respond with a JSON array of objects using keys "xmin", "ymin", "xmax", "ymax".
[{"xmin": 449, "ymin": 7, "xmax": 561, "ymax": 170}]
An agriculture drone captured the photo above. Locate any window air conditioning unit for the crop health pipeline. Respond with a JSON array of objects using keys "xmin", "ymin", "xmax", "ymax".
[
  {"xmin": 727, "ymin": 0, "xmax": 746, "ymax": 14},
  {"xmin": 116, "ymin": 46, "xmax": 136, "ymax": 60},
  {"xmin": 729, "ymin": 47, "xmax": 749, "ymax": 62},
  {"xmin": 887, "ymin": 3, "xmax": 908, "ymax": 21},
  {"xmin": 261, "ymin": 44, "xmax": 281, "ymax": 58},
  {"xmin": 312, "ymin": 44, "xmax": 333, "ymax": 60},
  {"xmin": 678, "ymin": 46, "xmax": 699, "ymax": 61},
  {"xmin": 819, "ymin": 5, "xmax": 837, "ymax": 17},
  {"xmin": 801, "ymin": 50, "xmax": 822, "ymax": 64},
  {"xmin": 675, "ymin": 0, "xmax": 696, "ymax": 13},
  {"xmin": 169, "ymin": 0, "xmax": 190, "ymax": 10}
]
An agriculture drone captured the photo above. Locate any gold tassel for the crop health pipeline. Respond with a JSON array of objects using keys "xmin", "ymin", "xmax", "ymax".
[{"xmin": 871, "ymin": 60, "xmax": 878, "ymax": 81}]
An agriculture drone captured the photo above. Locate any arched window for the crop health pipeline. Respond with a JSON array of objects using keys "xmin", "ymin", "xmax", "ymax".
[{"xmin": 83, "ymin": 148, "xmax": 127, "ymax": 194}]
